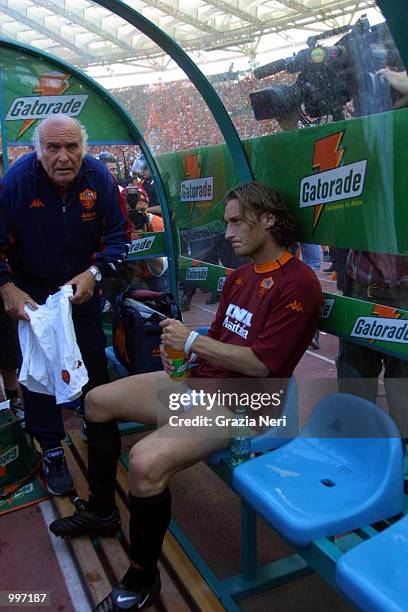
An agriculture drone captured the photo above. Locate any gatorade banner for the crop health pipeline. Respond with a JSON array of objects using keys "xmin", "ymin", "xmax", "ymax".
[
  {"xmin": 0, "ymin": 46, "xmax": 132, "ymax": 145},
  {"xmin": 157, "ymin": 109, "xmax": 408, "ymax": 255},
  {"xmin": 156, "ymin": 147, "xmax": 236, "ymax": 232},
  {"xmin": 244, "ymin": 110, "xmax": 408, "ymax": 255},
  {"xmin": 179, "ymin": 256, "xmax": 233, "ymax": 293},
  {"xmin": 156, "ymin": 109, "xmax": 408, "ymax": 360},
  {"xmin": 127, "ymin": 232, "xmax": 167, "ymax": 261},
  {"xmin": 320, "ymin": 292, "xmax": 408, "ymax": 360},
  {"xmin": 0, "ymin": 479, "xmax": 49, "ymax": 518}
]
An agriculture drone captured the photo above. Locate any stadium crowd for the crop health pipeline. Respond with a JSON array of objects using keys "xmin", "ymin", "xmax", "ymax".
[{"xmin": 6, "ymin": 69, "xmax": 288, "ymax": 168}]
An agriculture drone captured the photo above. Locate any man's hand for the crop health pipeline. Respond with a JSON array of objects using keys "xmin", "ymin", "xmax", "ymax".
[
  {"xmin": 0, "ymin": 282, "xmax": 37, "ymax": 321},
  {"xmin": 377, "ymin": 68, "xmax": 408, "ymax": 95},
  {"xmin": 159, "ymin": 344, "xmax": 174, "ymax": 375},
  {"xmin": 159, "ymin": 318, "xmax": 189, "ymax": 351},
  {"xmin": 64, "ymin": 270, "xmax": 95, "ymax": 304}
]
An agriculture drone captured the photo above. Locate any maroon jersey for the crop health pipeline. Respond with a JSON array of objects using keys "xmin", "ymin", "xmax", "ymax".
[{"xmin": 190, "ymin": 252, "xmax": 322, "ymax": 378}]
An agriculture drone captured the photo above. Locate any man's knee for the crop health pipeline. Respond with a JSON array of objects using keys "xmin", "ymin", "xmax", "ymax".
[
  {"xmin": 85, "ymin": 386, "xmax": 112, "ymax": 422},
  {"xmin": 128, "ymin": 444, "xmax": 168, "ymax": 496}
]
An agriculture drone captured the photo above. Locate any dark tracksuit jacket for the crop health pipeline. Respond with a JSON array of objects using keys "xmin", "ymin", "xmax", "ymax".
[{"xmin": 0, "ymin": 153, "xmax": 131, "ymax": 448}]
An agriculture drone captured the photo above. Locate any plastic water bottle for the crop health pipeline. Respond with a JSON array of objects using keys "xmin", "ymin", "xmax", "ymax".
[{"xmin": 230, "ymin": 406, "xmax": 251, "ymax": 466}]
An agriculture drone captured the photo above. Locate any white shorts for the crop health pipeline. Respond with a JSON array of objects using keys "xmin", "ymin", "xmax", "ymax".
[{"xmin": 18, "ymin": 285, "xmax": 89, "ymax": 404}]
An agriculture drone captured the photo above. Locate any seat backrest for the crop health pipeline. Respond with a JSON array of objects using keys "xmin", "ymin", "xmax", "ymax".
[
  {"xmin": 300, "ymin": 393, "xmax": 403, "ymax": 480},
  {"xmin": 302, "ymin": 393, "xmax": 401, "ymax": 439}
]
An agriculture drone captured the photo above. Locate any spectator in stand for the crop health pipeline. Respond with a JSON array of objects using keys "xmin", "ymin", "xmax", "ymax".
[
  {"xmin": 98, "ymin": 151, "xmax": 128, "ymax": 189},
  {"xmin": 140, "ymin": 164, "xmax": 159, "ymax": 207}
]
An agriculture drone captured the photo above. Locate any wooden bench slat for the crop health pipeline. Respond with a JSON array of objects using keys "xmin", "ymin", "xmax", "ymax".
[
  {"xmin": 69, "ymin": 431, "xmax": 193, "ymax": 612},
  {"xmin": 107, "ymin": 435, "xmax": 225, "ymax": 612},
  {"xmin": 63, "ymin": 441, "xmax": 132, "ymax": 586},
  {"xmin": 53, "ymin": 494, "xmax": 112, "ymax": 606}
]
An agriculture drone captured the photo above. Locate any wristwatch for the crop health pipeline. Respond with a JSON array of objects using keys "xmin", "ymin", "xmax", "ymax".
[{"xmin": 88, "ymin": 265, "xmax": 102, "ymax": 282}]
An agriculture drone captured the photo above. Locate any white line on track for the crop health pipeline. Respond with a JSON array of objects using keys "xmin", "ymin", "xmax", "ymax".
[
  {"xmin": 191, "ymin": 303, "xmax": 218, "ymax": 315},
  {"xmin": 306, "ymin": 350, "xmax": 336, "ymax": 365},
  {"xmin": 40, "ymin": 501, "xmax": 91, "ymax": 612},
  {"xmin": 306, "ymin": 350, "xmax": 385, "ymax": 386}
]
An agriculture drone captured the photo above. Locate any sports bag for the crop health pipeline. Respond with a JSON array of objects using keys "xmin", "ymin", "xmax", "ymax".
[{"xmin": 112, "ymin": 289, "xmax": 181, "ymax": 375}]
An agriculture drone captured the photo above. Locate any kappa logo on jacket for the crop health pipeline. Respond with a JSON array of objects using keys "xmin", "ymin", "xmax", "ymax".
[
  {"xmin": 30, "ymin": 198, "xmax": 45, "ymax": 208},
  {"xmin": 285, "ymin": 300, "xmax": 304, "ymax": 313}
]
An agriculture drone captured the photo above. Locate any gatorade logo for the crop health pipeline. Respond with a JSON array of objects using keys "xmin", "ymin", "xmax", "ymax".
[
  {"xmin": 179, "ymin": 220, "xmax": 225, "ymax": 242},
  {"xmin": 217, "ymin": 276, "xmax": 226, "ymax": 292},
  {"xmin": 5, "ymin": 95, "xmax": 88, "ymax": 121},
  {"xmin": 180, "ymin": 177, "xmax": 214, "ymax": 202},
  {"xmin": 301, "ymin": 130, "xmax": 367, "ymax": 231},
  {"xmin": 0, "ymin": 483, "xmax": 34, "ymax": 508},
  {"xmin": 186, "ymin": 267, "xmax": 208, "ymax": 281},
  {"xmin": 351, "ymin": 316, "xmax": 408, "ymax": 344},
  {"xmin": 0, "ymin": 445, "xmax": 19, "ymax": 468},
  {"xmin": 300, "ymin": 161, "xmax": 367, "ymax": 208},
  {"xmin": 320, "ymin": 298, "xmax": 335, "ymax": 319},
  {"xmin": 128, "ymin": 236, "xmax": 156, "ymax": 255}
]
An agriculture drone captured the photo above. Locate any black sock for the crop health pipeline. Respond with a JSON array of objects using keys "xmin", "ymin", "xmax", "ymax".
[
  {"xmin": 86, "ymin": 420, "xmax": 121, "ymax": 517},
  {"xmin": 5, "ymin": 388, "xmax": 19, "ymax": 400},
  {"xmin": 127, "ymin": 488, "xmax": 172, "ymax": 586}
]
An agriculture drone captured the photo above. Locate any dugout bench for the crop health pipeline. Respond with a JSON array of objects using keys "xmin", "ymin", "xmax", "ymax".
[{"xmin": 98, "ymin": 239, "xmax": 408, "ymax": 610}]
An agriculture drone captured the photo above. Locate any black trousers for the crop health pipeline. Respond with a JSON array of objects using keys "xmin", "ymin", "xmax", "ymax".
[{"xmin": 21, "ymin": 295, "xmax": 109, "ymax": 450}]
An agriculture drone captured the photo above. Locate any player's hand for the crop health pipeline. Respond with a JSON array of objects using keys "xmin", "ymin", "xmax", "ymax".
[
  {"xmin": 0, "ymin": 282, "xmax": 37, "ymax": 321},
  {"xmin": 159, "ymin": 344, "xmax": 174, "ymax": 375},
  {"xmin": 64, "ymin": 271, "xmax": 95, "ymax": 304},
  {"xmin": 159, "ymin": 318, "xmax": 189, "ymax": 351}
]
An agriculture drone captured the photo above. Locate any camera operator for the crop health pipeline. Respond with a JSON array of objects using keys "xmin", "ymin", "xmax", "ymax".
[
  {"xmin": 337, "ymin": 68, "xmax": 408, "ymax": 438},
  {"xmin": 378, "ymin": 68, "xmax": 408, "ymax": 94},
  {"xmin": 377, "ymin": 68, "xmax": 408, "ymax": 107},
  {"xmin": 250, "ymin": 17, "xmax": 405, "ymax": 125},
  {"xmin": 126, "ymin": 188, "xmax": 169, "ymax": 292}
]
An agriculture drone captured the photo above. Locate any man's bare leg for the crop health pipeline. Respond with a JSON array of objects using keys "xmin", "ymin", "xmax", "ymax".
[
  {"xmin": 85, "ymin": 370, "xmax": 180, "ymax": 425},
  {"xmin": 50, "ymin": 370, "xmax": 230, "ymax": 610}
]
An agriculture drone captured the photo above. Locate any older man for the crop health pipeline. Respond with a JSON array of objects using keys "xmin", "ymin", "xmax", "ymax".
[{"xmin": 0, "ymin": 114, "xmax": 130, "ymax": 495}]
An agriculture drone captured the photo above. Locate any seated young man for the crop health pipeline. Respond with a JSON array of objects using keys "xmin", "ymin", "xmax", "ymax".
[{"xmin": 49, "ymin": 181, "xmax": 322, "ymax": 611}]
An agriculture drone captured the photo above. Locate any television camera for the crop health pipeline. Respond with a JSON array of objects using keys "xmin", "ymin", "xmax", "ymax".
[{"xmin": 250, "ymin": 16, "xmax": 404, "ymax": 124}]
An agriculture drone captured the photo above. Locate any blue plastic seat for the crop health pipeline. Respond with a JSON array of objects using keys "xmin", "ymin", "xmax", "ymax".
[
  {"xmin": 233, "ymin": 393, "xmax": 404, "ymax": 547},
  {"xmin": 336, "ymin": 515, "xmax": 408, "ymax": 612},
  {"xmin": 206, "ymin": 376, "xmax": 298, "ymax": 465}
]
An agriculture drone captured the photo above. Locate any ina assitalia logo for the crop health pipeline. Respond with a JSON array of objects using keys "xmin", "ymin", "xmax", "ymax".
[
  {"xmin": 5, "ymin": 72, "xmax": 88, "ymax": 140},
  {"xmin": 351, "ymin": 304, "xmax": 408, "ymax": 345},
  {"xmin": 299, "ymin": 130, "xmax": 367, "ymax": 230}
]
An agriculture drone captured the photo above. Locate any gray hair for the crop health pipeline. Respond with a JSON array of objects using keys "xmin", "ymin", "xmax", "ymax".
[{"xmin": 32, "ymin": 114, "xmax": 88, "ymax": 158}]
